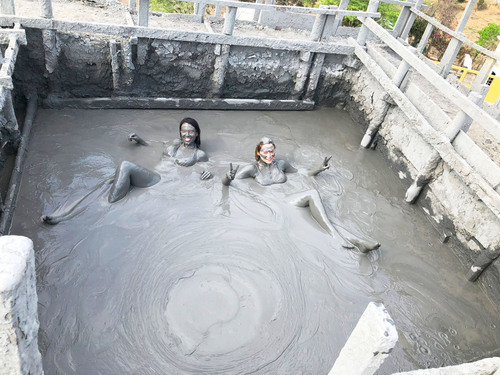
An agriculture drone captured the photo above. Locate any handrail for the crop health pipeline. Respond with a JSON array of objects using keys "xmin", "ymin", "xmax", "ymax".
[
  {"xmin": 351, "ymin": 37, "xmax": 500, "ymax": 219},
  {"xmin": 410, "ymin": 8, "xmax": 500, "ymax": 62},
  {"xmin": 179, "ymin": 0, "xmax": 381, "ymax": 17},
  {"xmin": 0, "ymin": 15, "xmax": 355, "ymax": 54},
  {"xmin": 358, "ymin": 16, "xmax": 500, "ymax": 141}
]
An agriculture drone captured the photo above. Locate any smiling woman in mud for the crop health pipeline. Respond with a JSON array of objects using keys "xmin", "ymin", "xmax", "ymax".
[
  {"xmin": 223, "ymin": 136, "xmax": 381, "ymax": 253},
  {"xmin": 42, "ymin": 118, "xmax": 211, "ymax": 224}
]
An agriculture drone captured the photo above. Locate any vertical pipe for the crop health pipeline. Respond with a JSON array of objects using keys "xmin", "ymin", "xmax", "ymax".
[
  {"xmin": 223, "ymin": 7, "xmax": 237, "ymax": 35},
  {"xmin": 356, "ymin": 0, "xmax": 380, "ymax": 46},
  {"xmin": 304, "ymin": 53, "xmax": 326, "ymax": 101},
  {"xmin": 40, "ymin": 0, "xmax": 53, "ymax": 18},
  {"xmin": 138, "ymin": 0, "xmax": 149, "ymax": 27},
  {"xmin": 310, "ymin": 13, "xmax": 327, "ymax": 41},
  {"xmin": 393, "ymin": 46, "xmax": 416, "ymax": 87},
  {"xmin": 0, "ymin": 95, "xmax": 37, "ymax": 235}
]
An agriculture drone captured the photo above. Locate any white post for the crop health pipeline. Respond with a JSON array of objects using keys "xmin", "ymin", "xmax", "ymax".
[
  {"xmin": 329, "ymin": 302, "xmax": 398, "ymax": 375},
  {"xmin": 357, "ymin": 0, "xmax": 380, "ymax": 46},
  {"xmin": 138, "ymin": 0, "xmax": 149, "ymax": 26},
  {"xmin": 223, "ymin": 7, "xmax": 237, "ymax": 35},
  {"xmin": 0, "ymin": 236, "xmax": 43, "ymax": 375},
  {"xmin": 40, "ymin": 0, "xmax": 53, "ymax": 18}
]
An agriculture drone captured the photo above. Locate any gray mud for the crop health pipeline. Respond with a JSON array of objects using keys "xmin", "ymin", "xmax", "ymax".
[{"xmin": 11, "ymin": 107, "xmax": 500, "ymax": 374}]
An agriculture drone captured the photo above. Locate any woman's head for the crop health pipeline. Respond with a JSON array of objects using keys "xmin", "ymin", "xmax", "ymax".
[
  {"xmin": 179, "ymin": 117, "xmax": 201, "ymax": 147},
  {"xmin": 255, "ymin": 136, "xmax": 276, "ymax": 164}
]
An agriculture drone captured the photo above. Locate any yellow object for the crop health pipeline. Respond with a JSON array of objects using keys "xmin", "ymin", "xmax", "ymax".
[{"xmin": 438, "ymin": 62, "xmax": 500, "ymax": 103}]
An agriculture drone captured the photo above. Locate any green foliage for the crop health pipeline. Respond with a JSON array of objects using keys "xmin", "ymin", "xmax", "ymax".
[
  {"xmin": 149, "ymin": 0, "xmax": 193, "ymax": 14},
  {"xmin": 408, "ymin": 16, "xmax": 427, "ymax": 46},
  {"xmin": 426, "ymin": 0, "xmax": 458, "ymax": 59},
  {"xmin": 317, "ymin": 0, "xmax": 401, "ymax": 28},
  {"xmin": 477, "ymin": 0, "xmax": 486, "ymax": 10},
  {"xmin": 477, "ymin": 23, "xmax": 500, "ymax": 50}
]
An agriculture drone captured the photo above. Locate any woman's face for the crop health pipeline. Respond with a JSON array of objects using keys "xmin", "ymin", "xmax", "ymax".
[
  {"xmin": 180, "ymin": 123, "xmax": 197, "ymax": 146},
  {"xmin": 258, "ymin": 143, "xmax": 275, "ymax": 164}
]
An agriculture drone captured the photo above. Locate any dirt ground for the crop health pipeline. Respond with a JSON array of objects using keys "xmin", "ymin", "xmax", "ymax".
[{"xmin": 456, "ymin": 0, "xmax": 500, "ymax": 42}]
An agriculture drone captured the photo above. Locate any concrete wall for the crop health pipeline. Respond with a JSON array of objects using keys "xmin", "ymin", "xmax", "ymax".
[{"xmin": 340, "ymin": 62, "xmax": 500, "ymax": 299}]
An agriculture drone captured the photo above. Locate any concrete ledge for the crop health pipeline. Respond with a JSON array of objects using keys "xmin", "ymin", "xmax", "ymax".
[
  {"xmin": 42, "ymin": 96, "xmax": 316, "ymax": 110},
  {"xmin": 393, "ymin": 357, "xmax": 500, "ymax": 374},
  {"xmin": 0, "ymin": 235, "xmax": 43, "ymax": 375},
  {"xmin": 329, "ymin": 302, "xmax": 398, "ymax": 375}
]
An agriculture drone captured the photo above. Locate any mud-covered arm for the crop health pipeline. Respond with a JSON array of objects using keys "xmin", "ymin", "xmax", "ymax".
[
  {"xmin": 128, "ymin": 132, "xmax": 149, "ymax": 146},
  {"xmin": 307, "ymin": 156, "xmax": 331, "ymax": 176},
  {"xmin": 222, "ymin": 162, "xmax": 260, "ymax": 186},
  {"xmin": 277, "ymin": 159, "xmax": 298, "ymax": 174}
]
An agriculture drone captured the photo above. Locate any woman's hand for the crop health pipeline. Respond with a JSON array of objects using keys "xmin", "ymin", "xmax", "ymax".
[
  {"xmin": 222, "ymin": 163, "xmax": 239, "ymax": 186},
  {"xmin": 308, "ymin": 156, "xmax": 332, "ymax": 176},
  {"xmin": 128, "ymin": 132, "xmax": 148, "ymax": 146},
  {"xmin": 319, "ymin": 156, "xmax": 331, "ymax": 172}
]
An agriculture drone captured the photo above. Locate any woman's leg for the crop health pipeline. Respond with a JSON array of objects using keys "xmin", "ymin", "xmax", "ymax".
[
  {"xmin": 108, "ymin": 161, "xmax": 161, "ymax": 203},
  {"xmin": 288, "ymin": 190, "xmax": 380, "ymax": 253}
]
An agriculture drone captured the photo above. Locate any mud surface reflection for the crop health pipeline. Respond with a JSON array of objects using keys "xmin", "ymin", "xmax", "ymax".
[{"xmin": 12, "ymin": 108, "xmax": 500, "ymax": 374}]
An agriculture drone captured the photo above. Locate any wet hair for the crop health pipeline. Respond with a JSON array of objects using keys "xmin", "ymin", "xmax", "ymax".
[
  {"xmin": 179, "ymin": 117, "xmax": 201, "ymax": 147},
  {"xmin": 254, "ymin": 136, "xmax": 275, "ymax": 161}
]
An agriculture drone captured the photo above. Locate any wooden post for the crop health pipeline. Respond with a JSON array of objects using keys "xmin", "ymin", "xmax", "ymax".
[
  {"xmin": 223, "ymin": 6, "xmax": 237, "ymax": 35},
  {"xmin": 356, "ymin": 0, "xmax": 380, "ymax": 46},
  {"xmin": 138, "ymin": 0, "xmax": 149, "ymax": 27}
]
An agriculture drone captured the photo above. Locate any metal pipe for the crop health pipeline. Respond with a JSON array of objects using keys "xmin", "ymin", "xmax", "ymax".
[{"xmin": 0, "ymin": 94, "xmax": 38, "ymax": 235}]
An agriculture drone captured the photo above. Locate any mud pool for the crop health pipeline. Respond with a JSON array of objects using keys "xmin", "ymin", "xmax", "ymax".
[{"xmin": 11, "ymin": 107, "xmax": 500, "ymax": 374}]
